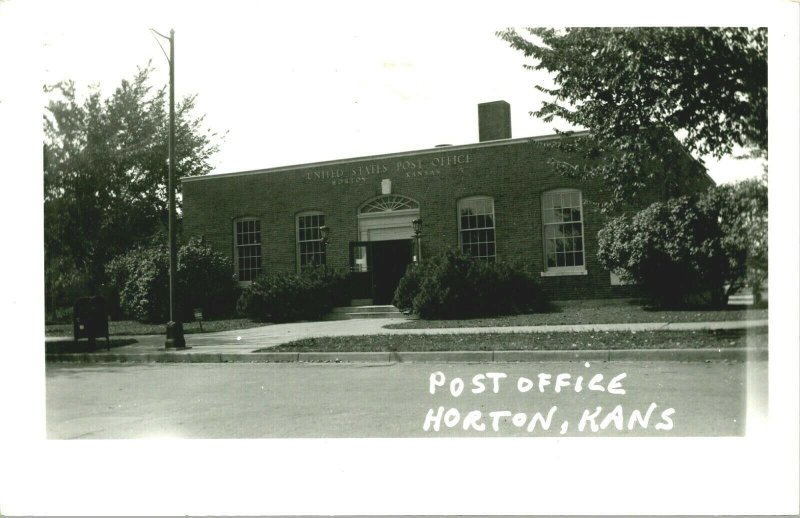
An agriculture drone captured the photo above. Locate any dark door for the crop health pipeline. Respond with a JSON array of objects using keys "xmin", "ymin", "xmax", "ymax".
[
  {"xmin": 349, "ymin": 241, "xmax": 373, "ymax": 301},
  {"xmin": 371, "ymin": 239, "xmax": 413, "ymax": 304}
]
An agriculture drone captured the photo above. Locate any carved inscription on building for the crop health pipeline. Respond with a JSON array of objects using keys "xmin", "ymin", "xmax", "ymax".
[{"xmin": 304, "ymin": 153, "xmax": 471, "ymax": 186}]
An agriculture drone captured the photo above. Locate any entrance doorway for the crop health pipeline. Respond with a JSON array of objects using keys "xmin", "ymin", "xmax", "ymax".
[
  {"xmin": 372, "ymin": 240, "xmax": 412, "ymax": 304},
  {"xmin": 348, "ymin": 240, "xmax": 413, "ymax": 304},
  {"xmin": 349, "ymin": 194, "xmax": 420, "ymax": 306}
]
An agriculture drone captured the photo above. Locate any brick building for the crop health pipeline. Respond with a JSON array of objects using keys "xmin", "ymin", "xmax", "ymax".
[{"xmin": 182, "ymin": 101, "xmax": 712, "ymax": 304}]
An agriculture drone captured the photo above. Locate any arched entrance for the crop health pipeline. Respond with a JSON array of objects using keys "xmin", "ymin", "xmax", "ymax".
[{"xmin": 350, "ymin": 195, "xmax": 419, "ymax": 304}]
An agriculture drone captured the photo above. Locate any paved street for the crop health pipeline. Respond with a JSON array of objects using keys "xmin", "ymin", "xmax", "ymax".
[{"xmin": 46, "ymin": 360, "xmax": 766, "ymax": 438}]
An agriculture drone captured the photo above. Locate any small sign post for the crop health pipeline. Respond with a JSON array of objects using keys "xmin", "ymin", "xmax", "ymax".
[{"xmin": 193, "ymin": 308, "xmax": 204, "ymax": 332}]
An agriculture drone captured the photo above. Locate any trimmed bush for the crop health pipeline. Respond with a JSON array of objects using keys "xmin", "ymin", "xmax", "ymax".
[
  {"xmin": 236, "ymin": 267, "xmax": 348, "ymax": 323},
  {"xmin": 392, "ymin": 263, "xmax": 424, "ymax": 312},
  {"xmin": 394, "ymin": 249, "xmax": 547, "ymax": 319},
  {"xmin": 105, "ymin": 238, "xmax": 238, "ymax": 323},
  {"xmin": 493, "ymin": 260, "xmax": 549, "ymax": 314},
  {"xmin": 597, "ymin": 195, "xmax": 729, "ymax": 308}
]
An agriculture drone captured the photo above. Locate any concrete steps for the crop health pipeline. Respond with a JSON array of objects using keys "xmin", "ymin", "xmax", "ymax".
[
  {"xmin": 325, "ymin": 304, "xmax": 406, "ymax": 320},
  {"xmin": 728, "ymin": 294, "xmax": 755, "ymax": 305}
]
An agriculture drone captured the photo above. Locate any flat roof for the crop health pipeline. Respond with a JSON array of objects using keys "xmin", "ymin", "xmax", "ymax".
[{"xmin": 181, "ymin": 131, "xmax": 590, "ymax": 183}]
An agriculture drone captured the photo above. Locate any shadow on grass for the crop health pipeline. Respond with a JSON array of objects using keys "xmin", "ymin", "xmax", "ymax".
[
  {"xmin": 539, "ymin": 301, "xmax": 563, "ymax": 314},
  {"xmin": 45, "ymin": 338, "xmax": 138, "ymax": 354},
  {"xmin": 640, "ymin": 302, "xmax": 769, "ymax": 312},
  {"xmin": 626, "ymin": 295, "xmax": 769, "ymax": 312},
  {"xmin": 417, "ymin": 301, "xmax": 564, "ymax": 321}
]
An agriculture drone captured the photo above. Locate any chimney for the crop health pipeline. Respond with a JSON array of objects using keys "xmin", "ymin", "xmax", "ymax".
[{"xmin": 478, "ymin": 100, "xmax": 512, "ymax": 142}]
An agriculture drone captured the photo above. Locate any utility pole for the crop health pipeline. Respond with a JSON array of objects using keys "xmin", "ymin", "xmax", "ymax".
[{"xmin": 151, "ymin": 28, "xmax": 185, "ymax": 349}]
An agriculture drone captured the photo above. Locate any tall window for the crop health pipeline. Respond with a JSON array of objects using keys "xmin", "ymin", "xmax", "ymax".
[
  {"xmin": 234, "ymin": 218, "xmax": 262, "ymax": 282},
  {"xmin": 458, "ymin": 196, "xmax": 496, "ymax": 261},
  {"xmin": 297, "ymin": 212, "xmax": 326, "ymax": 271},
  {"xmin": 542, "ymin": 189, "xmax": 585, "ymax": 273}
]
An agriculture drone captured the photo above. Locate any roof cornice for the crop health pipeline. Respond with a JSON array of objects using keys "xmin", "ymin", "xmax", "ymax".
[{"xmin": 181, "ymin": 131, "xmax": 590, "ymax": 183}]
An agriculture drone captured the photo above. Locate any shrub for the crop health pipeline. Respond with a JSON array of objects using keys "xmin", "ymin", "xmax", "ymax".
[
  {"xmin": 105, "ymin": 238, "xmax": 238, "ymax": 323},
  {"xmin": 409, "ymin": 251, "xmax": 476, "ymax": 319},
  {"xmin": 597, "ymin": 195, "xmax": 729, "ymax": 308},
  {"xmin": 106, "ymin": 244, "xmax": 169, "ymax": 322},
  {"xmin": 236, "ymin": 267, "xmax": 348, "ymax": 323},
  {"xmin": 493, "ymin": 260, "xmax": 549, "ymax": 314},
  {"xmin": 392, "ymin": 263, "xmax": 424, "ymax": 312},
  {"xmin": 178, "ymin": 238, "xmax": 240, "ymax": 320},
  {"xmin": 45, "ymin": 305, "xmax": 74, "ymax": 325},
  {"xmin": 394, "ymin": 249, "xmax": 547, "ymax": 319}
]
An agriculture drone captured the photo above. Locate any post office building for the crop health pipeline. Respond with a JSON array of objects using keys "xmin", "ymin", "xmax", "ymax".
[{"xmin": 182, "ymin": 101, "xmax": 711, "ymax": 305}]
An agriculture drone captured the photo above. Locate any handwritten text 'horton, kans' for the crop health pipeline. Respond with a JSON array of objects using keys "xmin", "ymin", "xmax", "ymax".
[{"xmin": 423, "ymin": 368, "xmax": 676, "ymax": 434}]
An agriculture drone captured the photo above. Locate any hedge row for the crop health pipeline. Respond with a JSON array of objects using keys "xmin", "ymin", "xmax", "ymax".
[
  {"xmin": 393, "ymin": 249, "xmax": 549, "ymax": 319},
  {"xmin": 236, "ymin": 267, "xmax": 349, "ymax": 323}
]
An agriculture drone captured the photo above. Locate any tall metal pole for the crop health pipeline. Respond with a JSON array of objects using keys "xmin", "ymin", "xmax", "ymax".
[{"xmin": 164, "ymin": 29, "xmax": 185, "ymax": 349}]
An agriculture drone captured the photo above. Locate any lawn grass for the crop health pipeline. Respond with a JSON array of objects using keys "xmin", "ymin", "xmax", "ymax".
[
  {"xmin": 386, "ymin": 301, "xmax": 767, "ymax": 329},
  {"xmin": 260, "ymin": 327, "xmax": 768, "ymax": 353},
  {"xmin": 45, "ymin": 318, "xmax": 267, "ymax": 337}
]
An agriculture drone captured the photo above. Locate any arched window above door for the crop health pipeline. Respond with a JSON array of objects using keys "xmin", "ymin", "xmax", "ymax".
[{"xmin": 359, "ymin": 195, "xmax": 419, "ymax": 214}]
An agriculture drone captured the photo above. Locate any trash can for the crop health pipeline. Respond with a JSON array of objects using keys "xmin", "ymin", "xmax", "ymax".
[{"xmin": 73, "ymin": 296, "xmax": 110, "ymax": 350}]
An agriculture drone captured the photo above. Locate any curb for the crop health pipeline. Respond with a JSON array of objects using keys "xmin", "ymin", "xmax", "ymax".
[
  {"xmin": 606, "ymin": 348, "xmax": 768, "ymax": 361},
  {"xmin": 45, "ymin": 347, "xmax": 767, "ymax": 364}
]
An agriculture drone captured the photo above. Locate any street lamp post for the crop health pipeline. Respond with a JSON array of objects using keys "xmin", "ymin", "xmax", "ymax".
[
  {"xmin": 151, "ymin": 28, "xmax": 185, "ymax": 349},
  {"xmin": 412, "ymin": 218, "xmax": 422, "ymax": 263}
]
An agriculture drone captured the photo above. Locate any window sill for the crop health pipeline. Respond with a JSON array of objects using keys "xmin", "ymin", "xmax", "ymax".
[{"xmin": 540, "ymin": 269, "xmax": 588, "ymax": 277}]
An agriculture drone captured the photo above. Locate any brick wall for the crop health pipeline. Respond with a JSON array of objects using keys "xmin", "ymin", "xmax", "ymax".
[{"xmin": 182, "ymin": 136, "xmax": 706, "ymax": 301}]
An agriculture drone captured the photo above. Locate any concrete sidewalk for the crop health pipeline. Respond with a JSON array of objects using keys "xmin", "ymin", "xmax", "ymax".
[{"xmin": 45, "ymin": 317, "xmax": 768, "ymax": 362}]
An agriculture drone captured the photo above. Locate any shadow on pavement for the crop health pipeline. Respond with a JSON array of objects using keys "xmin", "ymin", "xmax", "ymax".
[{"xmin": 45, "ymin": 338, "xmax": 138, "ymax": 354}]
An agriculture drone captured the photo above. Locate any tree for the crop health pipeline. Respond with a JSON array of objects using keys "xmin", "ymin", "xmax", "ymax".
[
  {"xmin": 597, "ymin": 195, "xmax": 729, "ymax": 308},
  {"xmin": 702, "ymin": 177, "xmax": 768, "ymax": 300},
  {"xmin": 497, "ymin": 27, "xmax": 767, "ymax": 208},
  {"xmin": 43, "ymin": 64, "xmax": 222, "ymax": 309},
  {"xmin": 597, "ymin": 179, "xmax": 768, "ymax": 307}
]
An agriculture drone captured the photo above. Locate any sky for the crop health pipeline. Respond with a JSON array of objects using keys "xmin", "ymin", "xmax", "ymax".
[{"xmin": 35, "ymin": 0, "xmax": 767, "ymax": 183}]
